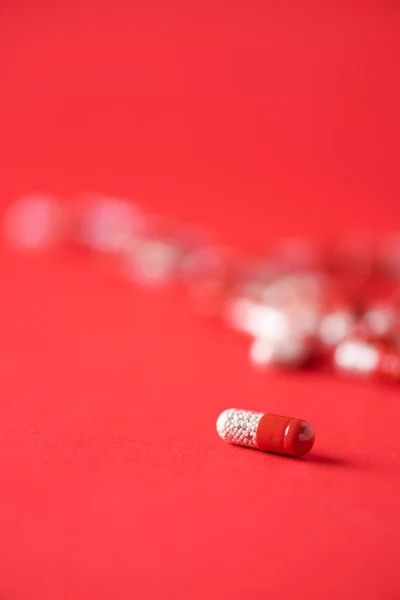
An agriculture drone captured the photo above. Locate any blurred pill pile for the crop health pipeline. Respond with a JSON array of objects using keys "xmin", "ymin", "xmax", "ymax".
[{"xmin": 4, "ymin": 192, "xmax": 400, "ymax": 383}]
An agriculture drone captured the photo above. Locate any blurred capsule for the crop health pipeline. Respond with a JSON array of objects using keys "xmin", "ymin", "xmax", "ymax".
[
  {"xmin": 360, "ymin": 301, "xmax": 400, "ymax": 341},
  {"xmin": 122, "ymin": 237, "xmax": 184, "ymax": 285},
  {"xmin": 317, "ymin": 289, "xmax": 357, "ymax": 350},
  {"xmin": 224, "ymin": 272, "xmax": 333, "ymax": 342},
  {"xmin": 120, "ymin": 220, "xmax": 204, "ymax": 286},
  {"xmin": 334, "ymin": 337, "xmax": 400, "ymax": 382},
  {"xmin": 318, "ymin": 307, "xmax": 356, "ymax": 349},
  {"xmin": 267, "ymin": 238, "xmax": 326, "ymax": 273},
  {"xmin": 224, "ymin": 291, "xmax": 322, "ymax": 368},
  {"xmin": 224, "ymin": 293, "xmax": 320, "ymax": 343},
  {"xmin": 182, "ymin": 248, "xmax": 282, "ymax": 316},
  {"xmin": 249, "ymin": 336, "xmax": 313, "ymax": 369},
  {"xmin": 180, "ymin": 245, "xmax": 238, "ymax": 315},
  {"xmin": 3, "ymin": 194, "xmax": 68, "ymax": 251},
  {"xmin": 258, "ymin": 272, "xmax": 337, "ymax": 312},
  {"xmin": 74, "ymin": 194, "xmax": 146, "ymax": 254}
]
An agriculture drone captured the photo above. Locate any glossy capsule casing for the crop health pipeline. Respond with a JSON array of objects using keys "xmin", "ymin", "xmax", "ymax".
[{"xmin": 216, "ymin": 409, "xmax": 315, "ymax": 457}]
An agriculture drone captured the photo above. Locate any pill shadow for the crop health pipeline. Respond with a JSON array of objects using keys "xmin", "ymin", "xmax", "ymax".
[
  {"xmin": 302, "ymin": 452, "xmax": 351, "ymax": 467},
  {"xmin": 236, "ymin": 446, "xmax": 351, "ymax": 467}
]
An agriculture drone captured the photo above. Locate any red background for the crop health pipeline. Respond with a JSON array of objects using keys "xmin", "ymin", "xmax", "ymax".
[{"xmin": 1, "ymin": 1, "xmax": 400, "ymax": 598}]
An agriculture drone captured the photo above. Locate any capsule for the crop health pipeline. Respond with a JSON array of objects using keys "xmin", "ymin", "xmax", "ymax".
[
  {"xmin": 216, "ymin": 408, "xmax": 315, "ymax": 457},
  {"xmin": 249, "ymin": 336, "xmax": 313, "ymax": 369},
  {"xmin": 3, "ymin": 194, "xmax": 69, "ymax": 251},
  {"xmin": 120, "ymin": 219, "xmax": 205, "ymax": 287},
  {"xmin": 181, "ymin": 245, "xmax": 239, "ymax": 315},
  {"xmin": 361, "ymin": 302, "xmax": 400, "ymax": 341},
  {"xmin": 74, "ymin": 195, "xmax": 146, "ymax": 254},
  {"xmin": 318, "ymin": 306, "xmax": 356, "ymax": 349},
  {"xmin": 334, "ymin": 337, "xmax": 400, "ymax": 382}
]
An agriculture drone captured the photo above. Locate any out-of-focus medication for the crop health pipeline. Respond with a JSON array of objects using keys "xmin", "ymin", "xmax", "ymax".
[
  {"xmin": 318, "ymin": 304, "xmax": 356, "ymax": 349},
  {"xmin": 249, "ymin": 336, "xmax": 313, "ymax": 368},
  {"xmin": 361, "ymin": 301, "xmax": 399, "ymax": 341},
  {"xmin": 223, "ymin": 273, "xmax": 324, "ymax": 344},
  {"xmin": 334, "ymin": 337, "xmax": 400, "ymax": 381},
  {"xmin": 268, "ymin": 238, "xmax": 326, "ymax": 273},
  {"xmin": 121, "ymin": 236, "xmax": 185, "ymax": 284},
  {"xmin": 74, "ymin": 195, "xmax": 146, "ymax": 254},
  {"xmin": 3, "ymin": 194, "xmax": 67, "ymax": 251},
  {"xmin": 180, "ymin": 245, "xmax": 237, "ymax": 315},
  {"xmin": 216, "ymin": 408, "xmax": 315, "ymax": 457},
  {"xmin": 120, "ymin": 220, "xmax": 204, "ymax": 286}
]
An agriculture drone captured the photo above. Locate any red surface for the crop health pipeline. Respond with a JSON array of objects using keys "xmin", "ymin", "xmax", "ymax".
[{"xmin": 1, "ymin": 1, "xmax": 400, "ymax": 598}]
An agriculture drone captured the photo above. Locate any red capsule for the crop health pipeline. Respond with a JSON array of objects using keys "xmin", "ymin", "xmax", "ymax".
[
  {"xmin": 334, "ymin": 337, "xmax": 400, "ymax": 382},
  {"xmin": 216, "ymin": 408, "xmax": 315, "ymax": 457}
]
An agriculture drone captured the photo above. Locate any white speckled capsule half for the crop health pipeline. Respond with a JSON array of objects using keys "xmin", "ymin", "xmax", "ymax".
[{"xmin": 217, "ymin": 408, "xmax": 263, "ymax": 448}]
